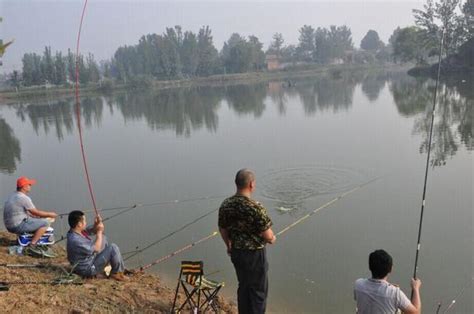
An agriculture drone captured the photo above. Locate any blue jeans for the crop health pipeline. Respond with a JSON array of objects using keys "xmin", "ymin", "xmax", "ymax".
[
  {"xmin": 92, "ymin": 237, "xmax": 125, "ymax": 275},
  {"xmin": 9, "ymin": 217, "xmax": 49, "ymax": 234}
]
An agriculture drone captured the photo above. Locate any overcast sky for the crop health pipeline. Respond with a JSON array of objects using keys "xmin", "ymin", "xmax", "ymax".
[{"xmin": 0, "ymin": 0, "xmax": 424, "ymax": 73}]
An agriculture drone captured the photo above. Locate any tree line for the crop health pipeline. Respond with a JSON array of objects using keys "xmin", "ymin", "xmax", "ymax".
[{"xmin": 9, "ymin": 0, "xmax": 473, "ymax": 88}]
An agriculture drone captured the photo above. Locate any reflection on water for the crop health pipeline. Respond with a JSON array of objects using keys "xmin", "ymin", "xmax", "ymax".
[
  {"xmin": 0, "ymin": 118, "xmax": 21, "ymax": 174},
  {"xmin": 3, "ymin": 70, "xmax": 471, "ymax": 171},
  {"xmin": 390, "ymin": 76, "xmax": 473, "ymax": 166}
]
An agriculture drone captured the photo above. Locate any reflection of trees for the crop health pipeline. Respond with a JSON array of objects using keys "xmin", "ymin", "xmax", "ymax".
[
  {"xmin": 292, "ymin": 75, "xmax": 358, "ymax": 115},
  {"xmin": 224, "ymin": 84, "xmax": 267, "ymax": 117},
  {"xmin": 0, "ymin": 118, "xmax": 21, "ymax": 173},
  {"xmin": 390, "ymin": 76, "xmax": 473, "ymax": 167},
  {"xmin": 361, "ymin": 72, "xmax": 387, "ymax": 102},
  {"xmin": 14, "ymin": 97, "xmax": 103, "ymax": 141},
  {"xmin": 112, "ymin": 87, "xmax": 221, "ymax": 137}
]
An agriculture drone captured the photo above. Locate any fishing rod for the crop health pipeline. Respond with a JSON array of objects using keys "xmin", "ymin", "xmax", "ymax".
[
  {"xmin": 57, "ymin": 195, "xmax": 225, "ymax": 217},
  {"xmin": 132, "ymin": 176, "xmax": 381, "ymax": 271},
  {"xmin": 439, "ymin": 277, "xmax": 474, "ymax": 314},
  {"xmin": 133, "ymin": 231, "xmax": 219, "ymax": 272},
  {"xmin": 276, "ymin": 176, "xmax": 382, "ymax": 236},
  {"xmin": 124, "ymin": 206, "xmax": 219, "ymax": 261},
  {"xmin": 411, "ymin": 29, "xmax": 445, "ymax": 288}
]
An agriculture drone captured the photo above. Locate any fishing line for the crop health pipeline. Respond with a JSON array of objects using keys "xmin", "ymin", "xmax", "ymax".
[
  {"xmin": 56, "ymin": 195, "xmax": 225, "ymax": 217},
  {"xmin": 134, "ymin": 176, "xmax": 381, "ymax": 271},
  {"xmin": 133, "ymin": 231, "xmax": 219, "ymax": 272},
  {"xmin": 124, "ymin": 206, "xmax": 219, "ymax": 261},
  {"xmin": 411, "ymin": 29, "xmax": 445, "ymax": 287},
  {"xmin": 440, "ymin": 277, "xmax": 474, "ymax": 314},
  {"xmin": 276, "ymin": 176, "xmax": 382, "ymax": 236}
]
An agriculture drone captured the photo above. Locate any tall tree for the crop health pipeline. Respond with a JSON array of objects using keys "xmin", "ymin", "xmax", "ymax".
[
  {"xmin": 269, "ymin": 33, "xmax": 284, "ymax": 55},
  {"xmin": 392, "ymin": 26, "xmax": 429, "ymax": 63},
  {"xmin": 413, "ymin": 0, "xmax": 468, "ymax": 56},
  {"xmin": 360, "ymin": 30, "xmax": 384, "ymax": 51},
  {"xmin": 196, "ymin": 26, "xmax": 219, "ymax": 76},
  {"xmin": 297, "ymin": 25, "xmax": 316, "ymax": 61}
]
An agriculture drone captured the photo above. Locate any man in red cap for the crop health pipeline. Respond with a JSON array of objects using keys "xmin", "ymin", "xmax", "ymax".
[{"xmin": 3, "ymin": 176, "xmax": 57, "ymax": 253}]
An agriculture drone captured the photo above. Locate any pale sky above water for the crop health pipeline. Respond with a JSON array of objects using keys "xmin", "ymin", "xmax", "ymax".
[{"xmin": 0, "ymin": 0, "xmax": 424, "ymax": 73}]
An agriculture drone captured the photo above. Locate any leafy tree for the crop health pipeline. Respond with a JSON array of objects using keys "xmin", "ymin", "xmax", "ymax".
[
  {"xmin": 180, "ymin": 31, "xmax": 199, "ymax": 76},
  {"xmin": 9, "ymin": 70, "xmax": 21, "ymax": 88},
  {"xmin": 42, "ymin": 46, "xmax": 55, "ymax": 84},
  {"xmin": 360, "ymin": 30, "xmax": 384, "ymax": 51},
  {"xmin": 53, "ymin": 51, "xmax": 66, "ymax": 85},
  {"xmin": 196, "ymin": 26, "xmax": 219, "ymax": 76},
  {"xmin": 268, "ymin": 33, "xmax": 284, "ymax": 55},
  {"xmin": 413, "ymin": 0, "xmax": 468, "ymax": 56},
  {"xmin": 297, "ymin": 25, "xmax": 316, "ymax": 61},
  {"xmin": 392, "ymin": 26, "xmax": 429, "ymax": 64}
]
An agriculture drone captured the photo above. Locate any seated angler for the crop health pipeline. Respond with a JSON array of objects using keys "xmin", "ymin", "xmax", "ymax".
[
  {"xmin": 66, "ymin": 210, "xmax": 130, "ymax": 281},
  {"xmin": 3, "ymin": 176, "xmax": 57, "ymax": 254}
]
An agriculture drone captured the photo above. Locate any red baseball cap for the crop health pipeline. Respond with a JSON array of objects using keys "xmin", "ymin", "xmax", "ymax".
[{"xmin": 17, "ymin": 176, "xmax": 37, "ymax": 188}]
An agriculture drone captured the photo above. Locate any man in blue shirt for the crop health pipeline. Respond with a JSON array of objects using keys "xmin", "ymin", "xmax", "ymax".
[{"xmin": 66, "ymin": 210, "xmax": 128, "ymax": 281}]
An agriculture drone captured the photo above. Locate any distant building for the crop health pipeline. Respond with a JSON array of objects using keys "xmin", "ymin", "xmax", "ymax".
[{"xmin": 266, "ymin": 54, "xmax": 280, "ymax": 71}]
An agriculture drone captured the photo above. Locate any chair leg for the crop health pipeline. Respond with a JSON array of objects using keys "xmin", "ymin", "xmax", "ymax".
[{"xmin": 171, "ymin": 270, "xmax": 183, "ymax": 312}]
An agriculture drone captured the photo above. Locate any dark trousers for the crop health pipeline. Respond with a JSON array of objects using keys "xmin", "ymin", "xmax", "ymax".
[{"xmin": 231, "ymin": 248, "xmax": 268, "ymax": 314}]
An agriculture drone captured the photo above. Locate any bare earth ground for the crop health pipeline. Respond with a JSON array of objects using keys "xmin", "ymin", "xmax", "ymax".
[{"xmin": 0, "ymin": 231, "xmax": 237, "ymax": 313}]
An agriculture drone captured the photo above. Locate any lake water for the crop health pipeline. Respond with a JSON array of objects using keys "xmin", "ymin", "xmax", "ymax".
[{"xmin": 0, "ymin": 70, "xmax": 472, "ymax": 313}]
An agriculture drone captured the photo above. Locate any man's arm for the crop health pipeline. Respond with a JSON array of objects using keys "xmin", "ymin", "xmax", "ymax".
[
  {"xmin": 219, "ymin": 227, "xmax": 232, "ymax": 255},
  {"xmin": 93, "ymin": 221, "xmax": 105, "ymax": 253},
  {"xmin": 27, "ymin": 208, "xmax": 57, "ymax": 218},
  {"xmin": 261, "ymin": 228, "xmax": 276, "ymax": 244},
  {"xmin": 402, "ymin": 278, "xmax": 422, "ymax": 314}
]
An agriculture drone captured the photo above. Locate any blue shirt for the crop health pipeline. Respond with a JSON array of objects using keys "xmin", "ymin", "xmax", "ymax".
[{"xmin": 66, "ymin": 230, "xmax": 97, "ymax": 276}]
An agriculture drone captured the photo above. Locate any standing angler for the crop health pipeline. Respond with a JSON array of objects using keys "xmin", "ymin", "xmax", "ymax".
[
  {"xmin": 3, "ymin": 176, "xmax": 57, "ymax": 255},
  {"xmin": 218, "ymin": 169, "xmax": 276, "ymax": 314}
]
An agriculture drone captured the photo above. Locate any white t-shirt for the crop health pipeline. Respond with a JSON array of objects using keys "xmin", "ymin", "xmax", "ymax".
[
  {"xmin": 3, "ymin": 192, "xmax": 35, "ymax": 230},
  {"xmin": 354, "ymin": 278, "xmax": 411, "ymax": 314}
]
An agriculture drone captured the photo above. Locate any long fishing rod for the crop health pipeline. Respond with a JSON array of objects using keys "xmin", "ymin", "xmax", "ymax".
[
  {"xmin": 133, "ymin": 176, "xmax": 381, "ymax": 271},
  {"xmin": 411, "ymin": 29, "xmax": 445, "ymax": 286},
  {"xmin": 124, "ymin": 206, "xmax": 219, "ymax": 261},
  {"xmin": 133, "ymin": 231, "xmax": 219, "ymax": 272},
  {"xmin": 57, "ymin": 195, "xmax": 225, "ymax": 217},
  {"xmin": 74, "ymin": 0, "xmax": 98, "ymax": 216},
  {"xmin": 276, "ymin": 176, "xmax": 382, "ymax": 236}
]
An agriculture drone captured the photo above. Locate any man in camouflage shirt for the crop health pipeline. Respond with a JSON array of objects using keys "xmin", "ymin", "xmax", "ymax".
[{"xmin": 219, "ymin": 169, "xmax": 276, "ymax": 314}]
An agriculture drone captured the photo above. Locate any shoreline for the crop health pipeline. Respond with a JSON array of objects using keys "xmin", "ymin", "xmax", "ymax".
[
  {"xmin": 0, "ymin": 64, "xmax": 402, "ymax": 105},
  {"xmin": 0, "ymin": 231, "xmax": 237, "ymax": 313}
]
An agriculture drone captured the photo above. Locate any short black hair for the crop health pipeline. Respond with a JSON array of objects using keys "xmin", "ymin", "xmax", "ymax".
[
  {"xmin": 369, "ymin": 249, "xmax": 393, "ymax": 279},
  {"xmin": 235, "ymin": 168, "xmax": 255, "ymax": 189},
  {"xmin": 68, "ymin": 210, "xmax": 85, "ymax": 229}
]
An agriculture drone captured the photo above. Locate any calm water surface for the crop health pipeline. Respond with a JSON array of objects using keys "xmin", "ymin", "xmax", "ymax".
[{"xmin": 0, "ymin": 71, "xmax": 472, "ymax": 313}]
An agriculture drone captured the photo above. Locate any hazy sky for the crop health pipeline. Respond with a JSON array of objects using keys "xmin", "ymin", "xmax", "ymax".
[{"xmin": 0, "ymin": 0, "xmax": 424, "ymax": 73}]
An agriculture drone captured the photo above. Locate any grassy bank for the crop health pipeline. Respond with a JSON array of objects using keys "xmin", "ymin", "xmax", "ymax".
[{"xmin": 0, "ymin": 64, "xmax": 395, "ymax": 104}]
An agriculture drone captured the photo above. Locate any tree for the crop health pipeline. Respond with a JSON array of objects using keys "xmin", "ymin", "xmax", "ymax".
[
  {"xmin": 413, "ymin": 0, "xmax": 468, "ymax": 56},
  {"xmin": 42, "ymin": 46, "xmax": 55, "ymax": 84},
  {"xmin": 297, "ymin": 25, "xmax": 316, "ymax": 61},
  {"xmin": 53, "ymin": 51, "xmax": 67, "ymax": 85},
  {"xmin": 180, "ymin": 31, "xmax": 199, "ymax": 76},
  {"xmin": 9, "ymin": 70, "xmax": 21, "ymax": 89},
  {"xmin": 196, "ymin": 26, "xmax": 219, "ymax": 76},
  {"xmin": 360, "ymin": 30, "xmax": 384, "ymax": 51},
  {"xmin": 269, "ymin": 33, "xmax": 284, "ymax": 55},
  {"xmin": 392, "ymin": 26, "xmax": 429, "ymax": 63}
]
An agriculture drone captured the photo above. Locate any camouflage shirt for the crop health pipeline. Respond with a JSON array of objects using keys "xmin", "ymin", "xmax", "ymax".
[{"xmin": 218, "ymin": 195, "xmax": 273, "ymax": 250}]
